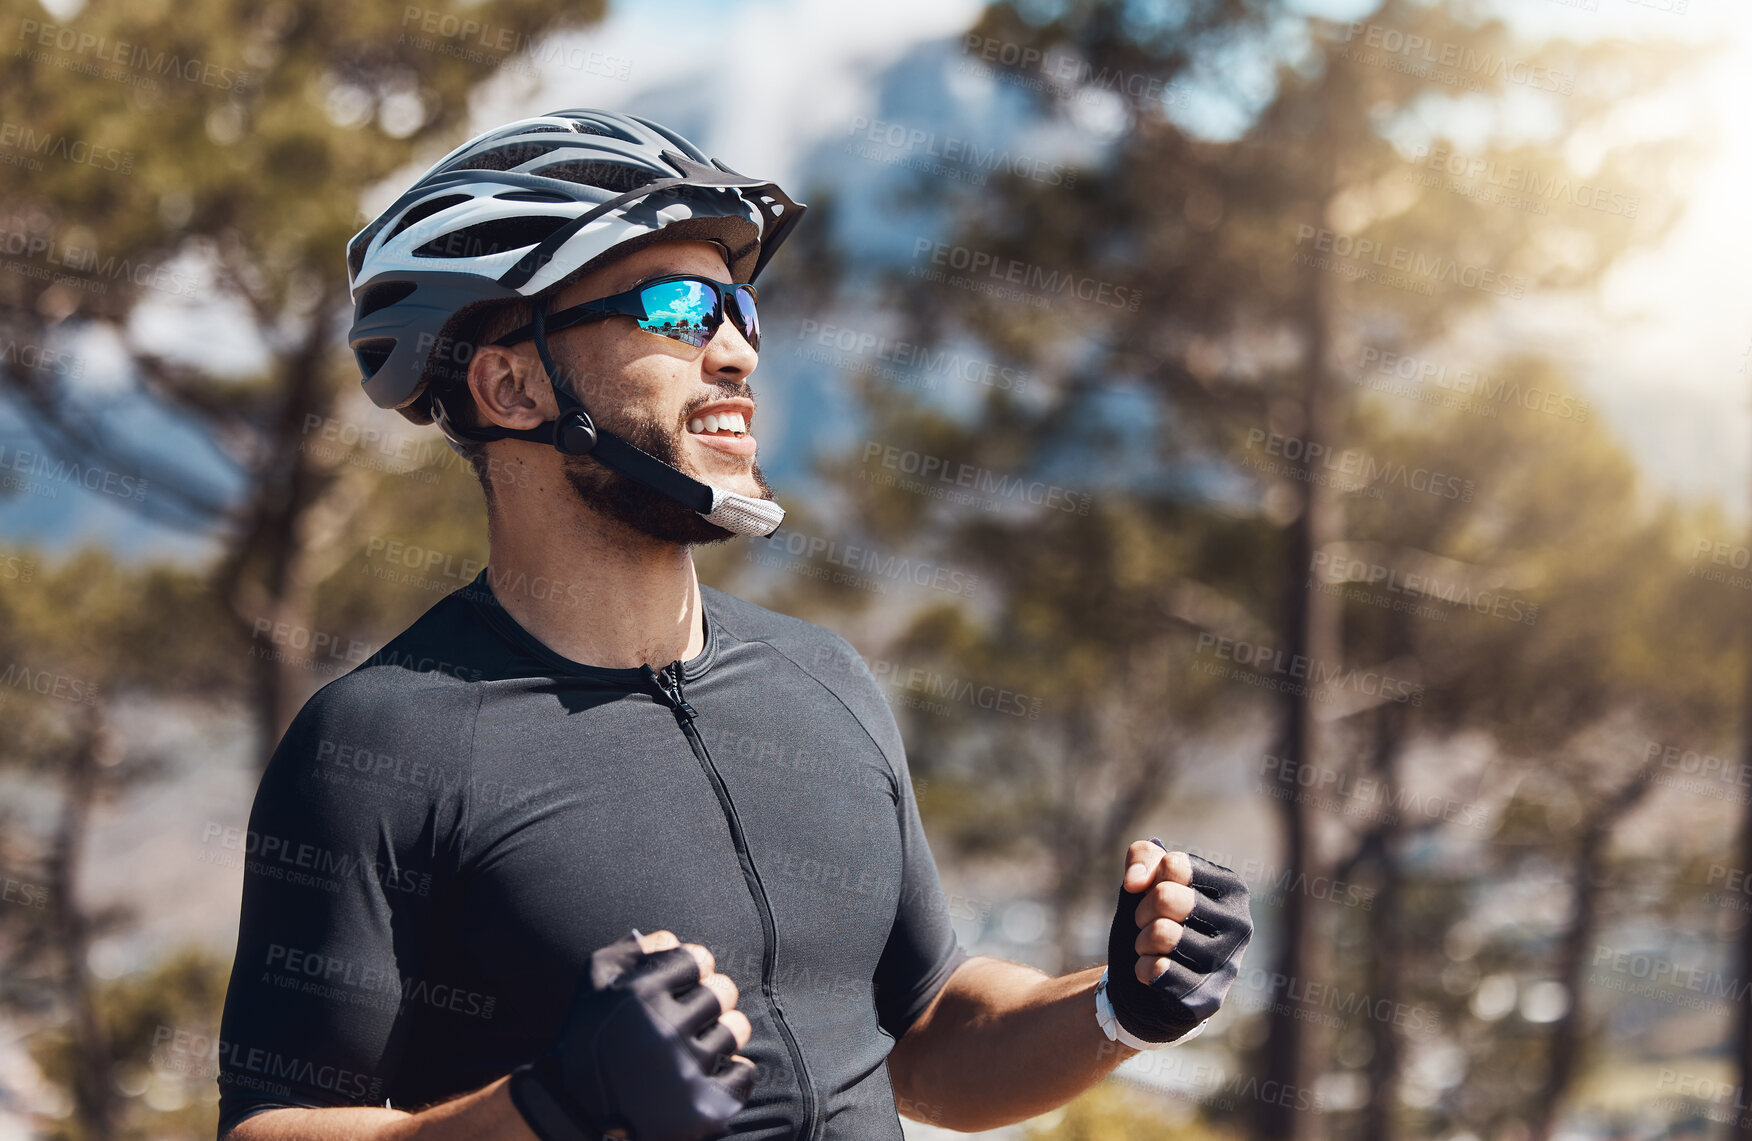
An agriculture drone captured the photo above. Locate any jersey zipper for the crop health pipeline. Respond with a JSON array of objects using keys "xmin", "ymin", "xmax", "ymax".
[{"xmin": 642, "ymin": 661, "xmax": 821, "ymax": 1141}]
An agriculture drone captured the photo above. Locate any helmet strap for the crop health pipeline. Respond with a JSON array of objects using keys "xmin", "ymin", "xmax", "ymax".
[{"xmin": 437, "ymin": 297, "xmax": 786, "ymax": 538}]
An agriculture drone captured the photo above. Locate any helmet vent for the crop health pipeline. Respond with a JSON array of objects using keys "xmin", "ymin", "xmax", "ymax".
[
  {"xmin": 537, "ymin": 160, "xmax": 651, "ymax": 193},
  {"xmin": 387, "ymin": 194, "xmax": 471, "ymax": 242},
  {"xmin": 354, "ymin": 338, "xmax": 395, "ymax": 379},
  {"xmin": 446, "ymin": 142, "xmax": 560, "ymax": 173},
  {"xmin": 358, "ymin": 280, "xmax": 418, "ymax": 318},
  {"xmin": 412, "ymin": 216, "xmax": 571, "ymax": 260},
  {"xmin": 495, "ymin": 189, "xmax": 574, "ymax": 203}
]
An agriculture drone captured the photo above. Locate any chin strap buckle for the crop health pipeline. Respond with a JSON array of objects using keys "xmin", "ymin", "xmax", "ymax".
[{"xmin": 701, "ymin": 487, "xmax": 785, "ymax": 537}]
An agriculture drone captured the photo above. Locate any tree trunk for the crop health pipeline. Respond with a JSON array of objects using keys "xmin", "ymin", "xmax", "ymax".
[
  {"xmin": 216, "ymin": 305, "xmax": 343, "ymax": 762},
  {"xmin": 48, "ymin": 712, "xmax": 119, "ymax": 1141},
  {"xmin": 1255, "ymin": 214, "xmax": 1339, "ymax": 1141},
  {"xmin": 1360, "ymin": 695, "xmax": 1405, "ymax": 1141},
  {"xmin": 1736, "ymin": 510, "xmax": 1752, "ymax": 1139}
]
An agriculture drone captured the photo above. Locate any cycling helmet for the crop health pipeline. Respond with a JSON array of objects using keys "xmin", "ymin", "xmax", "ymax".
[{"xmin": 344, "ymin": 109, "xmax": 805, "ymax": 536}]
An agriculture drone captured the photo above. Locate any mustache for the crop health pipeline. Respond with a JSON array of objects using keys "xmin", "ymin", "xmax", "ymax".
[{"xmin": 678, "ymin": 380, "xmax": 754, "ymax": 422}]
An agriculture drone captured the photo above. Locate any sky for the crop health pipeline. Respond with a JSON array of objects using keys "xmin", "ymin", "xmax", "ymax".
[
  {"xmin": 4, "ymin": 0, "xmax": 1750, "ymax": 558},
  {"xmin": 467, "ymin": 0, "xmax": 1752, "ymax": 513}
]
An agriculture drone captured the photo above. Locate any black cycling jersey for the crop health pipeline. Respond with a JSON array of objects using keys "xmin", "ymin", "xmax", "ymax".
[{"xmin": 213, "ymin": 570, "xmax": 969, "ymax": 1141}]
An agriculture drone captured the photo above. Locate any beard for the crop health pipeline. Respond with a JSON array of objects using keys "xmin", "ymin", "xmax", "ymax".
[{"xmin": 561, "ymin": 399, "xmax": 775, "ymax": 546}]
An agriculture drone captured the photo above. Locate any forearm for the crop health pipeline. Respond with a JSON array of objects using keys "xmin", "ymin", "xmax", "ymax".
[
  {"xmin": 887, "ymin": 957, "xmax": 1134, "ymax": 1132},
  {"xmin": 228, "ymin": 1076, "xmax": 536, "ymax": 1141}
]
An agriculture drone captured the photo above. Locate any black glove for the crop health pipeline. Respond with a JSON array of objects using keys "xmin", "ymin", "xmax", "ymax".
[
  {"xmin": 509, "ymin": 931, "xmax": 755, "ymax": 1141},
  {"xmin": 1105, "ymin": 840, "xmax": 1252, "ymax": 1044}
]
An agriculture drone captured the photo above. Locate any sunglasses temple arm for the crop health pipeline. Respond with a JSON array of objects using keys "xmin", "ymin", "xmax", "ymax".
[{"xmin": 531, "ymin": 300, "xmax": 784, "ymax": 536}]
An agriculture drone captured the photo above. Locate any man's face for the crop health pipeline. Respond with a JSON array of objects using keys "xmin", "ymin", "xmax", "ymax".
[{"xmin": 533, "ymin": 239, "xmax": 772, "ymax": 544}]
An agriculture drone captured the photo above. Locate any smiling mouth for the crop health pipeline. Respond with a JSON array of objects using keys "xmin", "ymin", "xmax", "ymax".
[{"xmin": 687, "ymin": 411, "xmax": 749, "ymax": 438}]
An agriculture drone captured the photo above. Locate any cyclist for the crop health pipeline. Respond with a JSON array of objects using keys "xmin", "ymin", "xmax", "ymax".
[{"xmin": 214, "ymin": 109, "xmax": 1252, "ymax": 1141}]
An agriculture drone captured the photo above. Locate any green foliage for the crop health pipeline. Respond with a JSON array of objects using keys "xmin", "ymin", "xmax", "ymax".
[
  {"xmin": 1023, "ymin": 1081, "xmax": 1242, "ymax": 1141},
  {"xmin": 28, "ymin": 946, "xmax": 232, "ymax": 1141}
]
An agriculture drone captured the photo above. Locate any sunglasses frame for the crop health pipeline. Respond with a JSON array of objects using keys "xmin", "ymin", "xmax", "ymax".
[{"xmin": 490, "ymin": 273, "xmax": 760, "ymax": 352}]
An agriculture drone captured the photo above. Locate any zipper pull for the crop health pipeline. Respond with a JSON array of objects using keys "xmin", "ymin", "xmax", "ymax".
[{"xmin": 641, "ymin": 662, "xmax": 696, "ymax": 723}]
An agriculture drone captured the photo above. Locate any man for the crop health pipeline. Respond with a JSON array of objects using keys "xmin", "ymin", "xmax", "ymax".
[{"xmin": 215, "ymin": 109, "xmax": 1252, "ymax": 1141}]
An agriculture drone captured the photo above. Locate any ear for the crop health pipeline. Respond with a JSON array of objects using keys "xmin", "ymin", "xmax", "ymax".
[{"xmin": 467, "ymin": 344, "xmax": 554, "ymax": 431}]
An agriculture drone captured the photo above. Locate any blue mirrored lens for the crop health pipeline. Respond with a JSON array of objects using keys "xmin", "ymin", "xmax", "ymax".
[
  {"xmin": 733, "ymin": 286, "xmax": 760, "ymax": 350},
  {"xmin": 637, "ymin": 279, "xmax": 718, "ymax": 348}
]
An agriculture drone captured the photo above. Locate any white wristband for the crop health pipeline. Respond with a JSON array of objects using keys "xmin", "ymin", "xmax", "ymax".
[{"xmin": 1094, "ymin": 967, "xmax": 1206, "ymax": 1051}]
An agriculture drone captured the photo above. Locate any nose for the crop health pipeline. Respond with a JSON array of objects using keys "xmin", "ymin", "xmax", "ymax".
[{"xmin": 700, "ymin": 314, "xmax": 758, "ymax": 381}]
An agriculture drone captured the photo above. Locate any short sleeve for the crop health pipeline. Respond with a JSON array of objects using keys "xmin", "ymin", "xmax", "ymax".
[
  {"xmin": 866, "ymin": 691, "xmax": 970, "ymax": 1040},
  {"xmin": 213, "ymin": 675, "xmax": 468, "ymax": 1138}
]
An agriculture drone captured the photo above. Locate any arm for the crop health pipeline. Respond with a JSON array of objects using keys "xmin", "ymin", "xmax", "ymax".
[
  {"xmin": 227, "ymin": 1077, "xmax": 533, "ymax": 1141},
  {"xmin": 227, "ymin": 931, "xmax": 752, "ymax": 1141},
  {"xmin": 888, "ymin": 842, "xmax": 1231, "ymax": 1132},
  {"xmin": 886, "ymin": 957, "xmax": 1136, "ymax": 1133}
]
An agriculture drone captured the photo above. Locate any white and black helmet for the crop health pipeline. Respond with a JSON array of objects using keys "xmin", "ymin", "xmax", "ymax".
[
  {"xmin": 343, "ymin": 108, "xmax": 805, "ymax": 537},
  {"xmin": 346, "ymin": 107, "xmax": 802, "ymax": 422}
]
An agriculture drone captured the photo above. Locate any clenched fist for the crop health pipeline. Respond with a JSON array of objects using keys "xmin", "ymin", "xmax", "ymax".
[
  {"xmin": 1104, "ymin": 838, "xmax": 1252, "ymax": 1046},
  {"xmin": 509, "ymin": 928, "xmax": 756, "ymax": 1141}
]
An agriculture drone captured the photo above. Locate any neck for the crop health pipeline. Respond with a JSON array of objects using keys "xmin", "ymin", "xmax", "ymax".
[{"xmin": 483, "ymin": 486, "xmax": 704, "ymax": 671}]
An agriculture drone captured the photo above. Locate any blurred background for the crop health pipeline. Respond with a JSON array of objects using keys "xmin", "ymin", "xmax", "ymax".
[{"xmin": 1, "ymin": 0, "xmax": 1748, "ymax": 1138}]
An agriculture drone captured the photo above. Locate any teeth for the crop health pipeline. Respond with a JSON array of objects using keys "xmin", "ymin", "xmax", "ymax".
[{"xmin": 689, "ymin": 411, "xmax": 749, "ymax": 435}]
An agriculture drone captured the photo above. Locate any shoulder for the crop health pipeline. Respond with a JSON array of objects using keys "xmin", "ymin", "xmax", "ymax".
[
  {"xmin": 702, "ymin": 585, "xmax": 903, "ymax": 760},
  {"xmin": 702, "ymin": 584, "xmax": 873, "ymax": 683},
  {"xmin": 265, "ymin": 590, "xmax": 487, "ymax": 796}
]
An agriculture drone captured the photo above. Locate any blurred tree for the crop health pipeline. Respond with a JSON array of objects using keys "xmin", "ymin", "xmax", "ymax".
[
  {"xmin": 799, "ymin": 1, "xmax": 1699, "ymax": 1138},
  {"xmin": 0, "ymin": 0, "xmax": 606, "ymax": 754},
  {"xmin": 0, "ymin": 547, "xmax": 238, "ymax": 1139}
]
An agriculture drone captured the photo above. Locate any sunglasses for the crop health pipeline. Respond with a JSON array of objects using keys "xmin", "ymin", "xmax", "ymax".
[{"xmin": 491, "ymin": 274, "xmax": 761, "ymax": 353}]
